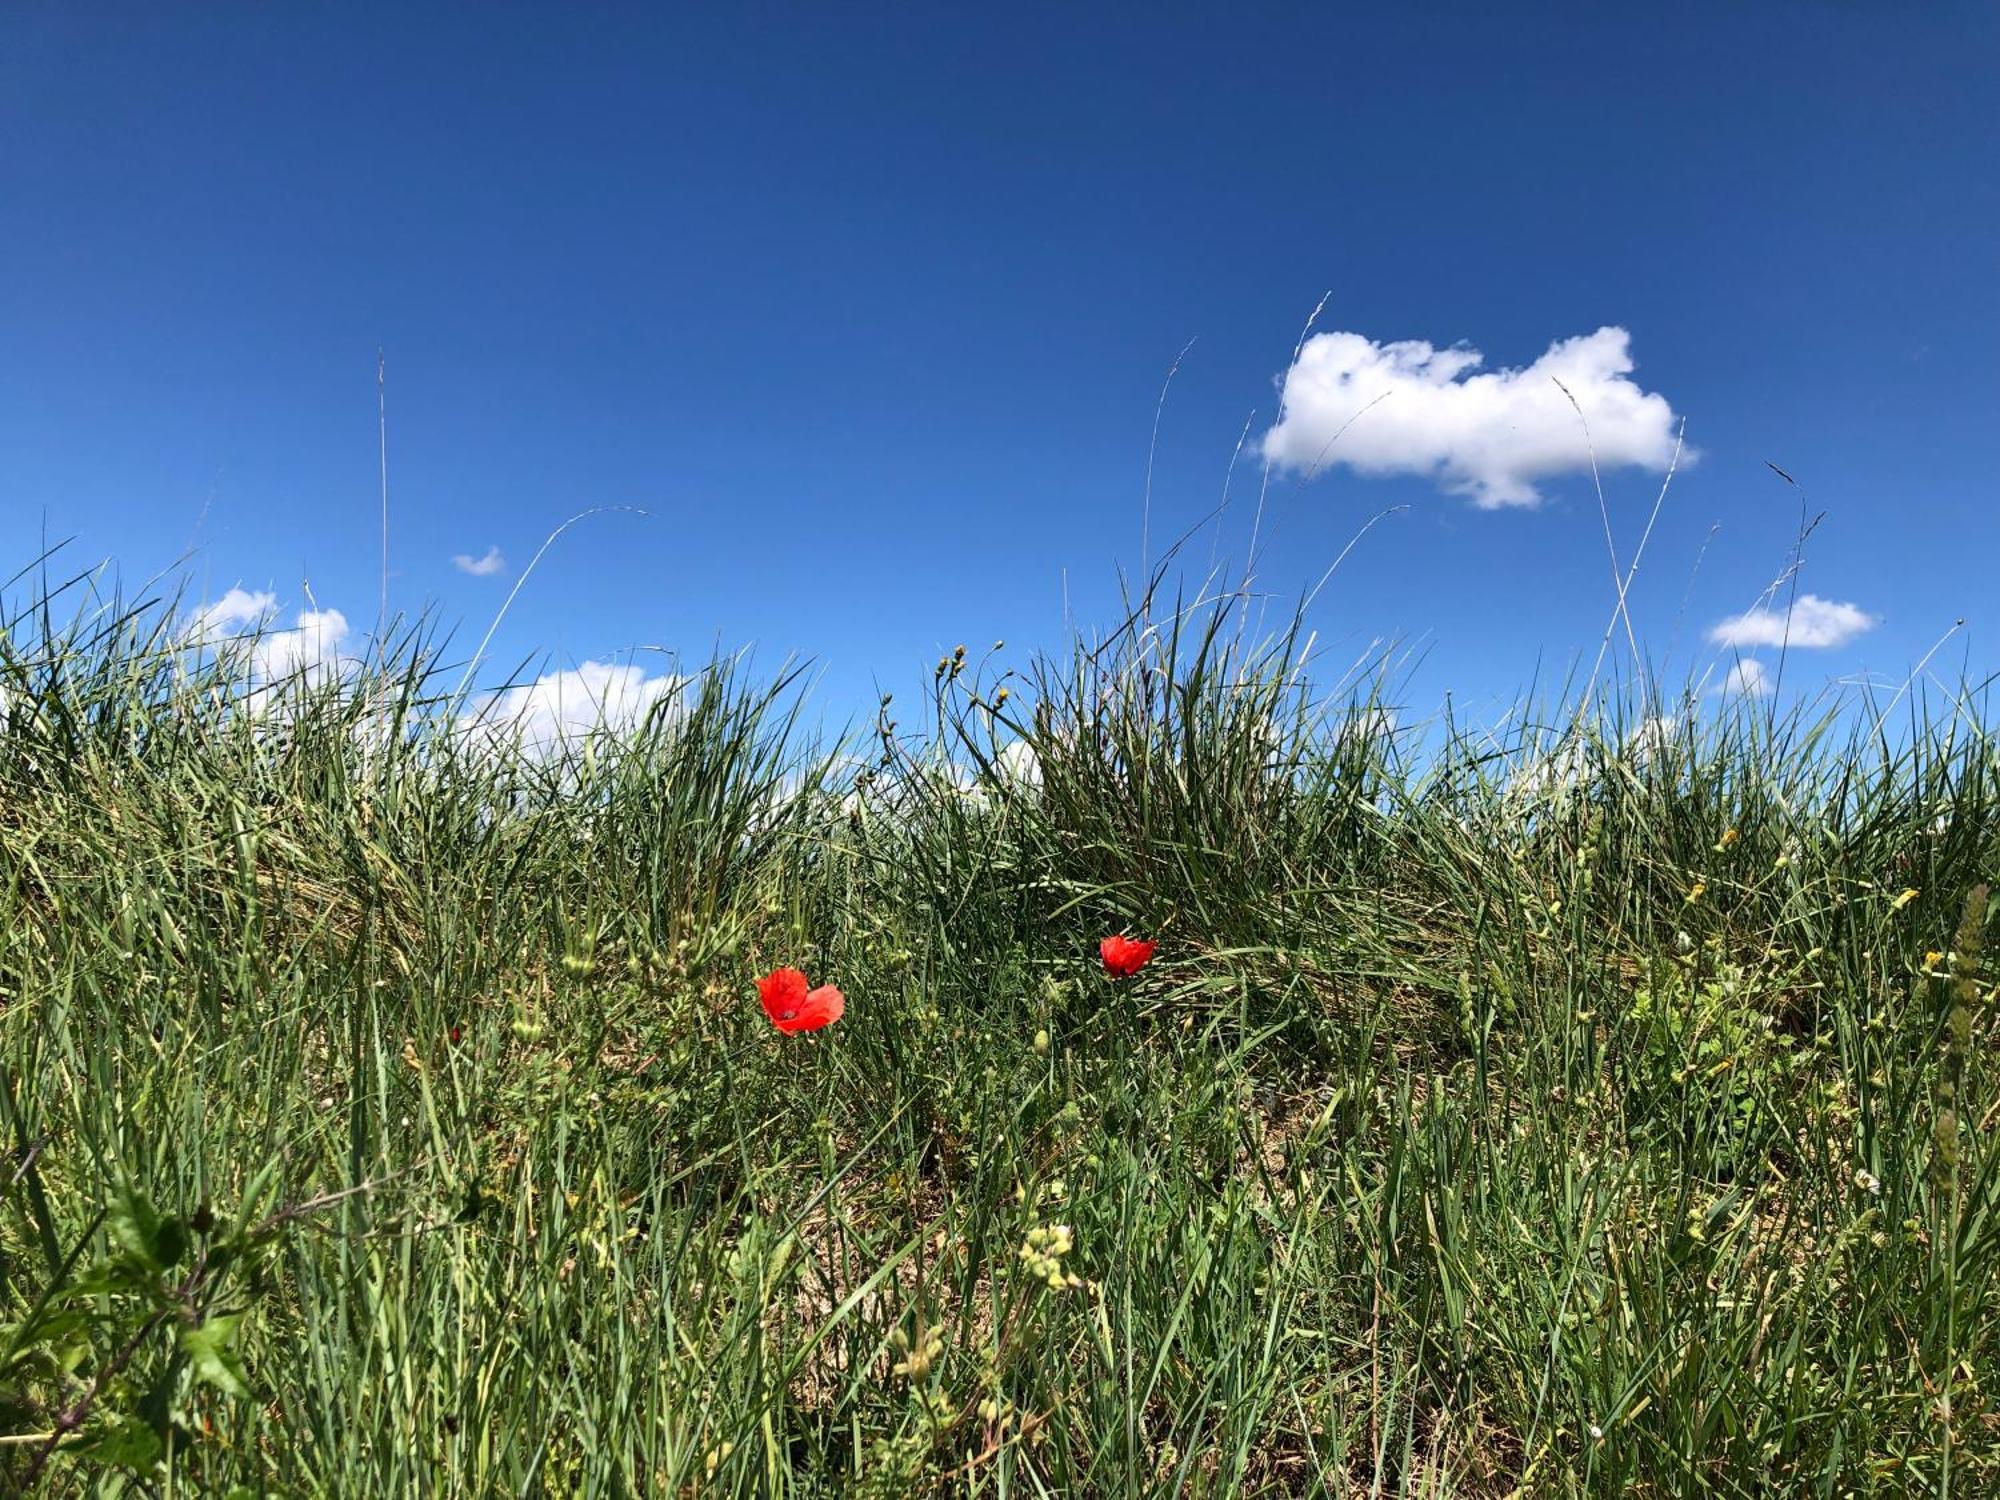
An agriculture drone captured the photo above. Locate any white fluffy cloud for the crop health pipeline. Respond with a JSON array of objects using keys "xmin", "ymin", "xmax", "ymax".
[
  {"xmin": 1507, "ymin": 714, "xmax": 1684, "ymax": 804},
  {"xmin": 1343, "ymin": 707, "xmax": 1398, "ymax": 744},
  {"xmin": 463, "ymin": 661, "xmax": 680, "ymax": 754},
  {"xmin": 992, "ymin": 738, "xmax": 1042, "ymax": 789},
  {"xmin": 1261, "ymin": 325, "xmax": 1687, "ymax": 508},
  {"xmin": 190, "ymin": 587, "xmax": 277, "ymax": 642},
  {"xmin": 189, "ymin": 590, "xmax": 354, "ymax": 687},
  {"xmin": 1720, "ymin": 658, "xmax": 1770, "ymax": 697},
  {"xmin": 452, "ymin": 546, "xmax": 506, "ymax": 577},
  {"xmin": 1708, "ymin": 594, "xmax": 1877, "ymax": 650},
  {"xmin": 251, "ymin": 608, "xmax": 353, "ymax": 682}
]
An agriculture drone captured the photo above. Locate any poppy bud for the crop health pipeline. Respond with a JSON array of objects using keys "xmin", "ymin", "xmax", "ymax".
[{"xmin": 1033, "ymin": 1028, "xmax": 1050, "ymax": 1056}]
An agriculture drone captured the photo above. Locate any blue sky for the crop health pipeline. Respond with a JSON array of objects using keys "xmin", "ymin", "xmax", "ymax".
[{"xmin": 3, "ymin": 4, "xmax": 1995, "ymax": 732}]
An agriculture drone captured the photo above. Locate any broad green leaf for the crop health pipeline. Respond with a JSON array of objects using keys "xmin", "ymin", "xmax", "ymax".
[
  {"xmin": 74, "ymin": 1411, "xmax": 164, "ymax": 1470},
  {"xmin": 180, "ymin": 1313, "xmax": 251, "ymax": 1398},
  {"xmin": 152, "ymin": 1215, "xmax": 191, "ymax": 1270},
  {"xmin": 108, "ymin": 1185, "xmax": 164, "ymax": 1270}
]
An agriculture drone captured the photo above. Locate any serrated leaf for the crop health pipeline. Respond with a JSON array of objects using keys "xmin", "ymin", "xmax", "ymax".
[
  {"xmin": 180, "ymin": 1313, "xmax": 251, "ymax": 1398},
  {"xmin": 109, "ymin": 1185, "xmax": 164, "ymax": 1270},
  {"xmin": 135, "ymin": 1367, "xmax": 177, "ymax": 1438},
  {"xmin": 152, "ymin": 1215, "xmax": 191, "ymax": 1270},
  {"xmin": 1, "ymin": 1306, "xmax": 90, "ymax": 1384},
  {"xmin": 12, "ymin": 1305, "xmax": 91, "ymax": 1349},
  {"xmin": 58, "ymin": 1264, "xmax": 127, "ymax": 1301},
  {"xmin": 74, "ymin": 1411, "xmax": 164, "ymax": 1469}
]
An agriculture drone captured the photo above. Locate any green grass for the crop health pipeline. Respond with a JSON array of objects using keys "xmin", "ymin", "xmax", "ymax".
[{"xmin": 2, "ymin": 571, "xmax": 1996, "ymax": 1496}]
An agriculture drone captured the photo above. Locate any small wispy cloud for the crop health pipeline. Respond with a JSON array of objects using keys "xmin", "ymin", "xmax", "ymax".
[
  {"xmin": 1708, "ymin": 594, "xmax": 1877, "ymax": 651},
  {"xmin": 452, "ymin": 545, "xmax": 506, "ymax": 577},
  {"xmin": 1720, "ymin": 658, "xmax": 1770, "ymax": 697},
  {"xmin": 1261, "ymin": 325, "xmax": 1688, "ymax": 508}
]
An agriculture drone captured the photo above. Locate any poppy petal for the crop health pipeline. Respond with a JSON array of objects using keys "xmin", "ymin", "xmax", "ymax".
[
  {"xmin": 1098, "ymin": 935, "xmax": 1156, "ymax": 978},
  {"xmin": 757, "ymin": 967, "xmax": 810, "ymax": 1024},
  {"xmin": 795, "ymin": 984, "xmax": 845, "ymax": 1031}
]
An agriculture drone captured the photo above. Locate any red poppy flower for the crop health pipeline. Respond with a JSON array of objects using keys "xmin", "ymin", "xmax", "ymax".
[
  {"xmin": 448, "ymin": 1025, "xmax": 463, "ymax": 1045},
  {"xmin": 1099, "ymin": 934, "xmax": 1156, "ymax": 978},
  {"xmin": 756, "ymin": 966, "xmax": 846, "ymax": 1034}
]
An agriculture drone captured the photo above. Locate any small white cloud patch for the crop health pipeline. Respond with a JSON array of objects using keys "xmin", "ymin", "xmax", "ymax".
[
  {"xmin": 453, "ymin": 546, "xmax": 506, "ymax": 577},
  {"xmin": 1262, "ymin": 325, "xmax": 1687, "ymax": 508},
  {"xmin": 1721, "ymin": 659, "xmax": 1770, "ymax": 697},
  {"xmin": 1708, "ymin": 594, "xmax": 1877, "ymax": 650},
  {"xmin": 189, "ymin": 587, "xmax": 278, "ymax": 642},
  {"xmin": 993, "ymin": 738, "xmax": 1042, "ymax": 789}
]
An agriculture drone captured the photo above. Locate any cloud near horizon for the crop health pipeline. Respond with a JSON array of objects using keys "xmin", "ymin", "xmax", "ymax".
[
  {"xmin": 1708, "ymin": 593, "xmax": 1878, "ymax": 650},
  {"xmin": 1261, "ymin": 325, "xmax": 1688, "ymax": 507},
  {"xmin": 190, "ymin": 589, "xmax": 680, "ymax": 750},
  {"xmin": 453, "ymin": 545, "xmax": 506, "ymax": 577},
  {"xmin": 189, "ymin": 588, "xmax": 355, "ymax": 686},
  {"xmin": 462, "ymin": 661, "xmax": 680, "ymax": 753},
  {"xmin": 252, "ymin": 607, "xmax": 352, "ymax": 682}
]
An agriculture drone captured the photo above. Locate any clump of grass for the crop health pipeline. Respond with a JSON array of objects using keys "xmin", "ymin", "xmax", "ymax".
[{"xmin": 2, "ymin": 568, "xmax": 1997, "ymax": 1495}]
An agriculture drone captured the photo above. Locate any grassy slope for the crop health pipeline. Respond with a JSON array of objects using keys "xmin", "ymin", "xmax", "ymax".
[{"xmin": 2, "ymin": 584, "xmax": 1997, "ymax": 1497}]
